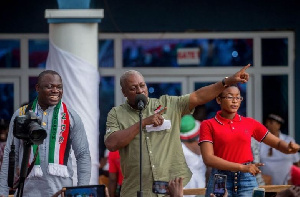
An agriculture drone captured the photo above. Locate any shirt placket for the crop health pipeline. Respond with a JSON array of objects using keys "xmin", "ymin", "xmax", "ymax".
[
  {"xmin": 39, "ymin": 109, "xmax": 48, "ymax": 162},
  {"xmin": 144, "ymin": 132, "xmax": 158, "ymax": 180},
  {"xmin": 229, "ymin": 120, "xmax": 235, "ymax": 131}
]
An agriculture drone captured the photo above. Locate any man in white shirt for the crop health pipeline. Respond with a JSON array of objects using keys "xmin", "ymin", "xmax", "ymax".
[
  {"xmin": 260, "ymin": 114, "xmax": 300, "ymax": 185},
  {"xmin": 180, "ymin": 115, "xmax": 206, "ymax": 196}
]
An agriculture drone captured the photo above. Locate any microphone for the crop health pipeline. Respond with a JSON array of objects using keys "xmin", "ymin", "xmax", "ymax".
[{"xmin": 135, "ymin": 94, "xmax": 147, "ymax": 110}]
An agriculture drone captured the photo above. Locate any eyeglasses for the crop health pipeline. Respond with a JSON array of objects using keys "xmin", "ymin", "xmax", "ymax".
[{"xmin": 219, "ymin": 96, "xmax": 243, "ymax": 101}]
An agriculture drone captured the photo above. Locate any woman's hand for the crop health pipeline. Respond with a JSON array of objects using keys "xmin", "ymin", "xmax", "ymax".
[{"xmin": 240, "ymin": 163, "xmax": 264, "ymax": 176}]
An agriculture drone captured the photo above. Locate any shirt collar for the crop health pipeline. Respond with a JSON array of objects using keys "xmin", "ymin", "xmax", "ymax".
[
  {"xmin": 214, "ymin": 110, "xmax": 241, "ymax": 125},
  {"xmin": 37, "ymin": 103, "xmax": 57, "ymax": 111}
]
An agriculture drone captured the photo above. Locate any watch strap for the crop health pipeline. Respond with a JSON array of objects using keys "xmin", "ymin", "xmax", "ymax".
[{"xmin": 222, "ymin": 77, "xmax": 229, "ymax": 87}]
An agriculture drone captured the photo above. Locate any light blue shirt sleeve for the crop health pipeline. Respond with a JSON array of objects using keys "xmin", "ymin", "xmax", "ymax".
[
  {"xmin": 0, "ymin": 110, "xmax": 20, "ymax": 196},
  {"xmin": 68, "ymin": 108, "xmax": 91, "ymax": 185}
]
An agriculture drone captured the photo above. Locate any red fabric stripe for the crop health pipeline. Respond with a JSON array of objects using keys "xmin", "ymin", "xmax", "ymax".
[
  {"xmin": 59, "ymin": 102, "xmax": 70, "ymax": 165},
  {"xmin": 180, "ymin": 132, "xmax": 199, "ymax": 140}
]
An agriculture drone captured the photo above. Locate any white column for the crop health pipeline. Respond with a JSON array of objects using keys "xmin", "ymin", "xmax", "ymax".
[
  {"xmin": 45, "ymin": 10, "xmax": 103, "ymax": 67},
  {"xmin": 45, "ymin": 9, "xmax": 104, "ymax": 185}
]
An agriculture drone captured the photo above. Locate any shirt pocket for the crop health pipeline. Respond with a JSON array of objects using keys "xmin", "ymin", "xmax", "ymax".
[
  {"xmin": 144, "ymin": 114, "xmax": 171, "ymax": 134},
  {"xmin": 161, "ymin": 114, "xmax": 172, "ymax": 133}
]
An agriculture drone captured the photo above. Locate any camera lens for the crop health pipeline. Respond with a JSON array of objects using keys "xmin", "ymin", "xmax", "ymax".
[
  {"xmin": 28, "ymin": 122, "xmax": 47, "ymax": 145},
  {"xmin": 13, "ymin": 110, "xmax": 47, "ymax": 144}
]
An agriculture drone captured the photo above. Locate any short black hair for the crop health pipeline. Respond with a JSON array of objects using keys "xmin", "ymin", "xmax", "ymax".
[
  {"xmin": 37, "ymin": 70, "xmax": 62, "ymax": 85},
  {"xmin": 0, "ymin": 119, "xmax": 9, "ymax": 131},
  {"xmin": 218, "ymin": 84, "xmax": 239, "ymax": 98}
]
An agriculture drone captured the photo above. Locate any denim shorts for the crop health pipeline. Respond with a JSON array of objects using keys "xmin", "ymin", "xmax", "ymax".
[{"xmin": 205, "ymin": 167, "xmax": 258, "ymax": 197}]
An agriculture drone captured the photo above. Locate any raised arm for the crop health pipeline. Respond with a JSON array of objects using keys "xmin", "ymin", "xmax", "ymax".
[{"xmin": 189, "ymin": 64, "xmax": 250, "ymax": 110}]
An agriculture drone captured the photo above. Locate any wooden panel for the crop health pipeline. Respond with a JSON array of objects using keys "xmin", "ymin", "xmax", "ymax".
[
  {"xmin": 183, "ymin": 188, "xmax": 206, "ymax": 195},
  {"xmin": 259, "ymin": 185, "xmax": 292, "ymax": 193},
  {"xmin": 182, "ymin": 185, "xmax": 292, "ymax": 195}
]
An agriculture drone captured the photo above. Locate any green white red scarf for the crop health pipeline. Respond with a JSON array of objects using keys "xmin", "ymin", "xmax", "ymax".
[{"xmin": 25, "ymin": 97, "xmax": 71, "ymax": 178}]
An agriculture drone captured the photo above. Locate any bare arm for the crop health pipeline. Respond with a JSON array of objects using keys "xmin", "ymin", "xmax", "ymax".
[
  {"xmin": 105, "ymin": 108, "xmax": 167, "ymax": 151},
  {"xmin": 189, "ymin": 64, "xmax": 250, "ymax": 110},
  {"xmin": 105, "ymin": 120, "xmax": 141, "ymax": 152},
  {"xmin": 262, "ymin": 132, "xmax": 300, "ymax": 154},
  {"xmin": 108, "ymin": 173, "xmax": 117, "ymax": 197},
  {"xmin": 200, "ymin": 142, "xmax": 263, "ymax": 175}
]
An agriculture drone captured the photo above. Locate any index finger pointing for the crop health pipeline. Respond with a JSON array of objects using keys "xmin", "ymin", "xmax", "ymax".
[
  {"xmin": 255, "ymin": 163, "xmax": 265, "ymax": 167},
  {"xmin": 239, "ymin": 64, "xmax": 251, "ymax": 72},
  {"xmin": 158, "ymin": 107, "xmax": 167, "ymax": 115}
]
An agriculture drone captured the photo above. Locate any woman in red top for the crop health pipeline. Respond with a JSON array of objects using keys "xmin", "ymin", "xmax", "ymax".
[{"xmin": 199, "ymin": 85, "xmax": 300, "ymax": 197}]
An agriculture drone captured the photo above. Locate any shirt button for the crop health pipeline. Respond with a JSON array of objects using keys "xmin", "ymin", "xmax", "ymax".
[
  {"xmin": 149, "ymin": 151, "xmax": 152, "ymax": 154},
  {"xmin": 146, "ymin": 137, "xmax": 149, "ymax": 140},
  {"xmin": 152, "ymin": 165, "xmax": 155, "ymax": 168},
  {"xmin": 42, "ymin": 122, "xmax": 46, "ymax": 126},
  {"xmin": 43, "ymin": 112, "xmax": 47, "ymax": 115},
  {"xmin": 232, "ymin": 127, "xmax": 235, "ymax": 129}
]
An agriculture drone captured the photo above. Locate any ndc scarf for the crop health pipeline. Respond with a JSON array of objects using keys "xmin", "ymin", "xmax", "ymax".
[{"xmin": 25, "ymin": 97, "xmax": 71, "ymax": 178}]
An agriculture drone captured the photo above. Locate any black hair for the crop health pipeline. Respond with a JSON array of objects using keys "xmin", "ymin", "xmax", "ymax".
[
  {"xmin": 0, "ymin": 119, "xmax": 9, "ymax": 131},
  {"xmin": 37, "ymin": 70, "xmax": 62, "ymax": 85},
  {"xmin": 217, "ymin": 84, "xmax": 239, "ymax": 98}
]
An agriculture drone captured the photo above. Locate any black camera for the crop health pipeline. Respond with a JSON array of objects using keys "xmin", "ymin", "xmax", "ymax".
[{"xmin": 13, "ymin": 110, "xmax": 47, "ymax": 145}]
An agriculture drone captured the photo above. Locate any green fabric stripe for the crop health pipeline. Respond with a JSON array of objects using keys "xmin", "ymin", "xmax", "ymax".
[
  {"xmin": 48, "ymin": 101, "xmax": 61, "ymax": 163},
  {"xmin": 32, "ymin": 97, "xmax": 38, "ymax": 111},
  {"xmin": 32, "ymin": 145, "xmax": 40, "ymax": 165},
  {"xmin": 32, "ymin": 97, "xmax": 40, "ymax": 165}
]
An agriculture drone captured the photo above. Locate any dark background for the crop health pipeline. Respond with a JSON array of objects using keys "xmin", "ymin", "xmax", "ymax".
[{"xmin": 1, "ymin": 0, "xmax": 299, "ymax": 33}]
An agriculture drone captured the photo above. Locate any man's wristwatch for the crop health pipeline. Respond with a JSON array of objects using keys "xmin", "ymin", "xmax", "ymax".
[{"xmin": 222, "ymin": 77, "xmax": 229, "ymax": 88}]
